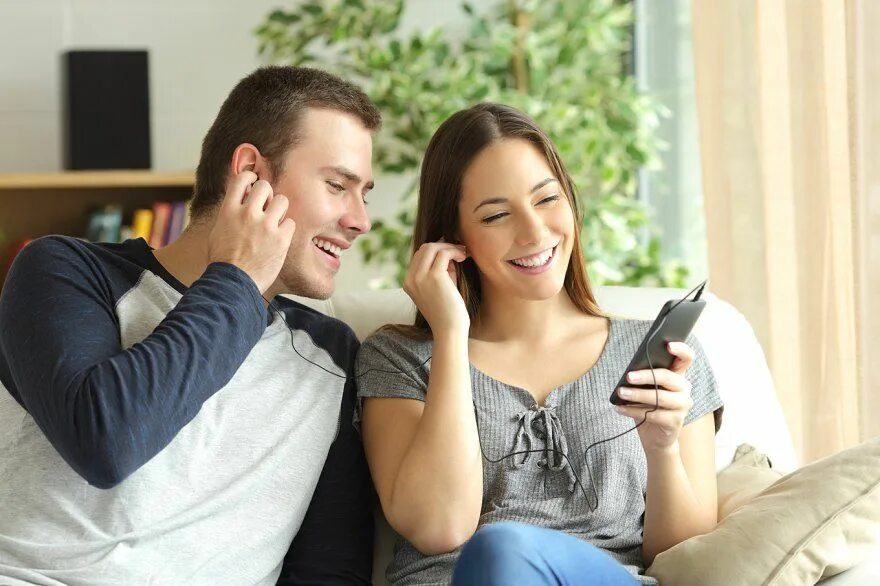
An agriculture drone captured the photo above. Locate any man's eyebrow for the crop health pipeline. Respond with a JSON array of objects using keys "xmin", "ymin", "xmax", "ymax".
[
  {"xmin": 322, "ymin": 166, "xmax": 375, "ymax": 191},
  {"xmin": 472, "ymin": 177, "xmax": 558, "ymax": 212}
]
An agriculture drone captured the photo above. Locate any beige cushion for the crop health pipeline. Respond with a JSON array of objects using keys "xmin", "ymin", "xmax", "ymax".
[
  {"xmin": 647, "ymin": 438, "xmax": 880, "ymax": 586},
  {"xmin": 716, "ymin": 444, "xmax": 783, "ymax": 519}
]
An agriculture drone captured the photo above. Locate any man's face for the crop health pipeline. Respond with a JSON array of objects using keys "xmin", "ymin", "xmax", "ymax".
[{"xmin": 267, "ymin": 108, "xmax": 374, "ymax": 299}]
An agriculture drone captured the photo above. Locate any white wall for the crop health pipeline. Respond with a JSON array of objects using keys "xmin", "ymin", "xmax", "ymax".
[{"xmin": 0, "ymin": 0, "xmax": 476, "ymax": 291}]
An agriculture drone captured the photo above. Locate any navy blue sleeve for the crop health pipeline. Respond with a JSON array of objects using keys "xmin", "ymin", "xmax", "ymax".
[
  {"xmin": 0, "ymin": 237, "xmax": 267, "ymax": 488},
  {"xmin": 277, "ymin": 350, "xmax": 374, "ymax": 585}
]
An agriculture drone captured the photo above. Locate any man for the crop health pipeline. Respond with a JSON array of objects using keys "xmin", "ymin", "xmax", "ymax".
[{"xmin": 0, "ymin": 66, "xmax": 380, "ymax": 584}]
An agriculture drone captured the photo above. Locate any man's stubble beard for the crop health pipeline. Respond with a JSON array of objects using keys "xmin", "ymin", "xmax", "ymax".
[{"xmin": 277, "ymin": 243, "xmax": 335, "ymax": 300}]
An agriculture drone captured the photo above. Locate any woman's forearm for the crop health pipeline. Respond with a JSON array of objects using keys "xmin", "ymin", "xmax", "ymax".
[
  {"xmin": 642, "ymin": 443, "xmax": 718, "ymax": 566},
  {"xmin": 387, "ymin": 329, "xmax": 483, "ymax": 554}
]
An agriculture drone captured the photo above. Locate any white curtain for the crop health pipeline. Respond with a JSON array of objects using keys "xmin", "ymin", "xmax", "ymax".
[{"xmin": 691, "ymin": 0, "xmax": 877, "ymax": 463}]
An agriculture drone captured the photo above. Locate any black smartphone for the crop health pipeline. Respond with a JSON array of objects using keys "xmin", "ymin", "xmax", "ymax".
[{"xmin": 609, "ymin": 298, "xmax": 706, "ymax": 406}]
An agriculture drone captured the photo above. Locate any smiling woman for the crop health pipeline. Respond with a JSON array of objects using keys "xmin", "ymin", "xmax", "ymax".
[{"xmin": 355, "ymin": 103, "xmax": 723, "ymax": 586}]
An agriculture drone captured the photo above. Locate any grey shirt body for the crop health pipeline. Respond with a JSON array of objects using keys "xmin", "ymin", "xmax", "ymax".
[{"xmin": 357, "ymin": 317, "xmax": 723, "ymax": 585}]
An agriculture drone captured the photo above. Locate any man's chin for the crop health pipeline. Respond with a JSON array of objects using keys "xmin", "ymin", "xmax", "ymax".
[
  {"xmin": 280, "ymin": 274, "xmax": 335, "ymax": 300},
  {"xmin": 299, "ymin": 287, "xmax": 334, "ymax": 301}
]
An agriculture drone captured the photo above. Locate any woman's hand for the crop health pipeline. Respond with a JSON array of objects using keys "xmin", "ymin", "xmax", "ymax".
[
  {"xmin": 614, "ymin": 342, "xmax": 695, "ymax": 454},
  {"xmin": 403, "ymin": 241, "xmax": 470, "ymax": 335}
]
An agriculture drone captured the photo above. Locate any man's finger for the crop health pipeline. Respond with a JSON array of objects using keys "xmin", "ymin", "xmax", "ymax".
[
  {"xmin": 222, "ymin": 170, "xmax": 259, "ymax": 211},
  {"xmin": 246, "ymin": 180, "xmax": 274, "ymax": 215}
]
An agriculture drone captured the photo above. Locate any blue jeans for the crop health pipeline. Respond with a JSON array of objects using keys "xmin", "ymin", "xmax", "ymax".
[{"xmin": 452, "ymin": 522, "xmax": 639, "ymax": 586}]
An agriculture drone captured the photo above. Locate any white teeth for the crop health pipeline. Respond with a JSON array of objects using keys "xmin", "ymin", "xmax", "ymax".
[
  {"xmin": 511, "ymin": 248, "xmax": 553, "ymax": 268},
  {"xmin": 312, "ymin": 238, "xmax": 342, "ymax": 257}
]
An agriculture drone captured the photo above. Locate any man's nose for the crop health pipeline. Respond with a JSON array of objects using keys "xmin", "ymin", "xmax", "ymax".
[{"xmin": 340, "ymin": 195, "xmax": 372, "ymax": 235}]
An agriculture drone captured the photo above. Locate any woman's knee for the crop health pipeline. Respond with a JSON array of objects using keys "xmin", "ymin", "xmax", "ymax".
[
  {"xmin": 453, "ymin": 522, "xmax": 544, "ymax": 586},
  {"xmin": 454, "ymin": 523, "xmax": 638, "ymax": 586},
  {"xmin": 461, "ymin": 522, "xmax": 536, "ymax": 560}
]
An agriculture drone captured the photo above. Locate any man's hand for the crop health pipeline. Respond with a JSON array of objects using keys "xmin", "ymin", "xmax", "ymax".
[{"xmin": 208, "ymin": 171, "xmax": 296, "ymax": 293}]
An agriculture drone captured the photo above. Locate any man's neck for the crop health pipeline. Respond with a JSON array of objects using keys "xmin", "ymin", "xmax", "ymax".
[
  {"xmin": 152, "ymin": 223, "xmax": 278, "ymax": 307},
  {"xmin": 151, "ymin": 223, "xmax": 212, "ymax": 290}
]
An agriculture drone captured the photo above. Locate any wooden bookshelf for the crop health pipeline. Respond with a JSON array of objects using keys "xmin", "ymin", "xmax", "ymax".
[
  {"xmin": 0, "ymin": 170, "xmax": 195, "ymax": 284},
  {"xmin": 0, "ymin": 171, "xmax": 194, "ymax": 190}
]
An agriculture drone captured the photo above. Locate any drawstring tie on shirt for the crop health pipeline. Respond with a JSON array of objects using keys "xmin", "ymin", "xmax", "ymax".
[{"xmin": 512, "ymin": 404, "xmax": 577, "ymax": 493}]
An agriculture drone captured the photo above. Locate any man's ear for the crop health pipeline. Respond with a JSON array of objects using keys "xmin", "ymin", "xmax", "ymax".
[{"xmin": 230, "ymin": 143, "xmax": 271, "ymax": 181}]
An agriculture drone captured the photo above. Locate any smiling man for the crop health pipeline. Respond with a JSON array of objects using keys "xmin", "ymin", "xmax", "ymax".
[{"xmin": 0, "ymin": 67, "xmax": 379, "ymax": 584}]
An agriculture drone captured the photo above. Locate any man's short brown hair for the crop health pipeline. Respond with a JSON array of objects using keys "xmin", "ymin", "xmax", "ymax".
[{"xmin": 190, "ymin": 66, "xmax": 381, "ymax": 218}]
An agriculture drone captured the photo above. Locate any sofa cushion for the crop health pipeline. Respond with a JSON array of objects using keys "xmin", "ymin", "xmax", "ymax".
[
  {"xmin": 716, "ymin": 443, "xmax": 783, "ymax": 519},
  {"xmin": 646, "ymin": 438, "xmax": 880, "ymax": 585}
]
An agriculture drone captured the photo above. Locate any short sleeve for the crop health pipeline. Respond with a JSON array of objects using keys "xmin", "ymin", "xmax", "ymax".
[
  {"xmin": 683, "ymin": 333, "xmax": 724, "ymax": 431},
  {"xmin": 355, "ymin": 327, "xmax": 432, "ymax": 402}
]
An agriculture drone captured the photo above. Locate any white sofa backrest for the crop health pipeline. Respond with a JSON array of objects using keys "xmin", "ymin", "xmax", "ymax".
[{"xmin": 289, "ymin": 286, "xmax": 799, "ymax": 472}]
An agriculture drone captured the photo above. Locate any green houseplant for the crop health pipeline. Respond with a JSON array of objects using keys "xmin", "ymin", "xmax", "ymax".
[{"xmin": 255, "ymin": 0, "xmax": 688, "ymax": 287}]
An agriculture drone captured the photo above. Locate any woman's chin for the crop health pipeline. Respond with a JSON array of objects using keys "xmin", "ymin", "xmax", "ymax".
[{"xmin": 503, "ymin": 277, "xmax": 567, "ymax": 302}]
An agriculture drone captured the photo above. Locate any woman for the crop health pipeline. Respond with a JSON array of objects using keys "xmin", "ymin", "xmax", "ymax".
[{"xmin": 356, "ymin": 103, "xmax": 723, "ymax": 585}]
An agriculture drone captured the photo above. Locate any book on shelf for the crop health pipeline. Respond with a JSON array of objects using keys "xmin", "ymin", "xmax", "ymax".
[
  {"xmin": 84, "ymin": 200, "xmax": 190, "ymax": 248},
  {"xmin": 84, "ymin": 205, "xmax": 123, "ymax": 243},
  {"xmin": 131, "ymin": 208, "xmax": 154, "ymax": 241},
  {"xmin": 149, "ymin": 202, "xmax": 172, "ymax": 248}
]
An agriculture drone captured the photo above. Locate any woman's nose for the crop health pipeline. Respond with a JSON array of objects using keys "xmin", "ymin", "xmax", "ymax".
[{"xmin": 515, "ymin": 210, "xmax": 543, "ymax": 246}]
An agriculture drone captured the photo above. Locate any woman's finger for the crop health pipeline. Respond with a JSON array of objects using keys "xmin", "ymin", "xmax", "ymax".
[
  {"xmin": 667, "ymin": 342, "xmax": 695, "ymax": 374},
  {"xmin": 614, "ymin": 404, "xmax": 685, "ymax": 429},
  {"xmin": 410, "ymin": 243, "xmax": 440, "ymax": 281},
  {"xmin": 616, "ymin": 387, "xmax": 692, "ymax": 411},
  {"xmin": 626, "ymin": 368, "xmax": 690, "ymax": 393},
  {"xmin": 412, "ymin": 242, "xmax": 466, "ymax": 280},
  {"xmin": 430, "ymin": 247, "xmax": 468, "ymax": 276}
]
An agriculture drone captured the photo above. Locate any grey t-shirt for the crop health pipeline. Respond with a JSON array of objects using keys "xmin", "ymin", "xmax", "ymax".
[{"xmin": 356, "ymin": 317, "xmax": 723, "ymax": 585}]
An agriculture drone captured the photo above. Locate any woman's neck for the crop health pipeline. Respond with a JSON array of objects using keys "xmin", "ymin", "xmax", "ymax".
[{"xmin": 472, "ymin": 284, "xmax": 589, "ymax": 344}]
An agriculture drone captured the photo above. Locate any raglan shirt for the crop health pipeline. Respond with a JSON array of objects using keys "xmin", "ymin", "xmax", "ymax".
[{"xmin": 0, "ymin": 236, "xmax": 372, "ymax": 585}]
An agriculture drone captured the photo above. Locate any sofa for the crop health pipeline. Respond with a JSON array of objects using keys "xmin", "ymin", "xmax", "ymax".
[{"xmin": 293, "ymin": 285, "xmax": 880, "ymax": 585}]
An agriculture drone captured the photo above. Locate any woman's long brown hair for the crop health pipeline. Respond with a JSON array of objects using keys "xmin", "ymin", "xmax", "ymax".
[{"xmin": 394, "ymin": 103, "xmax": 603, "ymax": 338}]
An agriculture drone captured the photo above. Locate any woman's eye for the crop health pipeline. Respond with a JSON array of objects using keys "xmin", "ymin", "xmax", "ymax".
[
  {"xmin": 538, "ymin": 194, "xmax": 560, "ymax": 205},
  {"xmin": 326, "ymin": 181, "xmax": 345, "ymax": 193},
  {"xmin": 481, "ymin": 212, "xmax": 508, "ymax": 224}
]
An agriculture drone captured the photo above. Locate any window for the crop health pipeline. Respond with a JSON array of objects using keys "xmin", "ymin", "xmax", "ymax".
[{"xmin": 635, "ymin": 0, "xmax": 708, "ymax": 281}]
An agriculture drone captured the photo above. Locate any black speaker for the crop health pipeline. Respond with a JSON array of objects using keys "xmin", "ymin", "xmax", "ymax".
[{"xmin": 63, "ymin": 50, "xmax": 151, "ymax": 170}]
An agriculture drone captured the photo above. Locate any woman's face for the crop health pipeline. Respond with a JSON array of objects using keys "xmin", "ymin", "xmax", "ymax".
[{"xmin": 458, "ymin": 138, "xmax": 575, "ymax": 302}]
